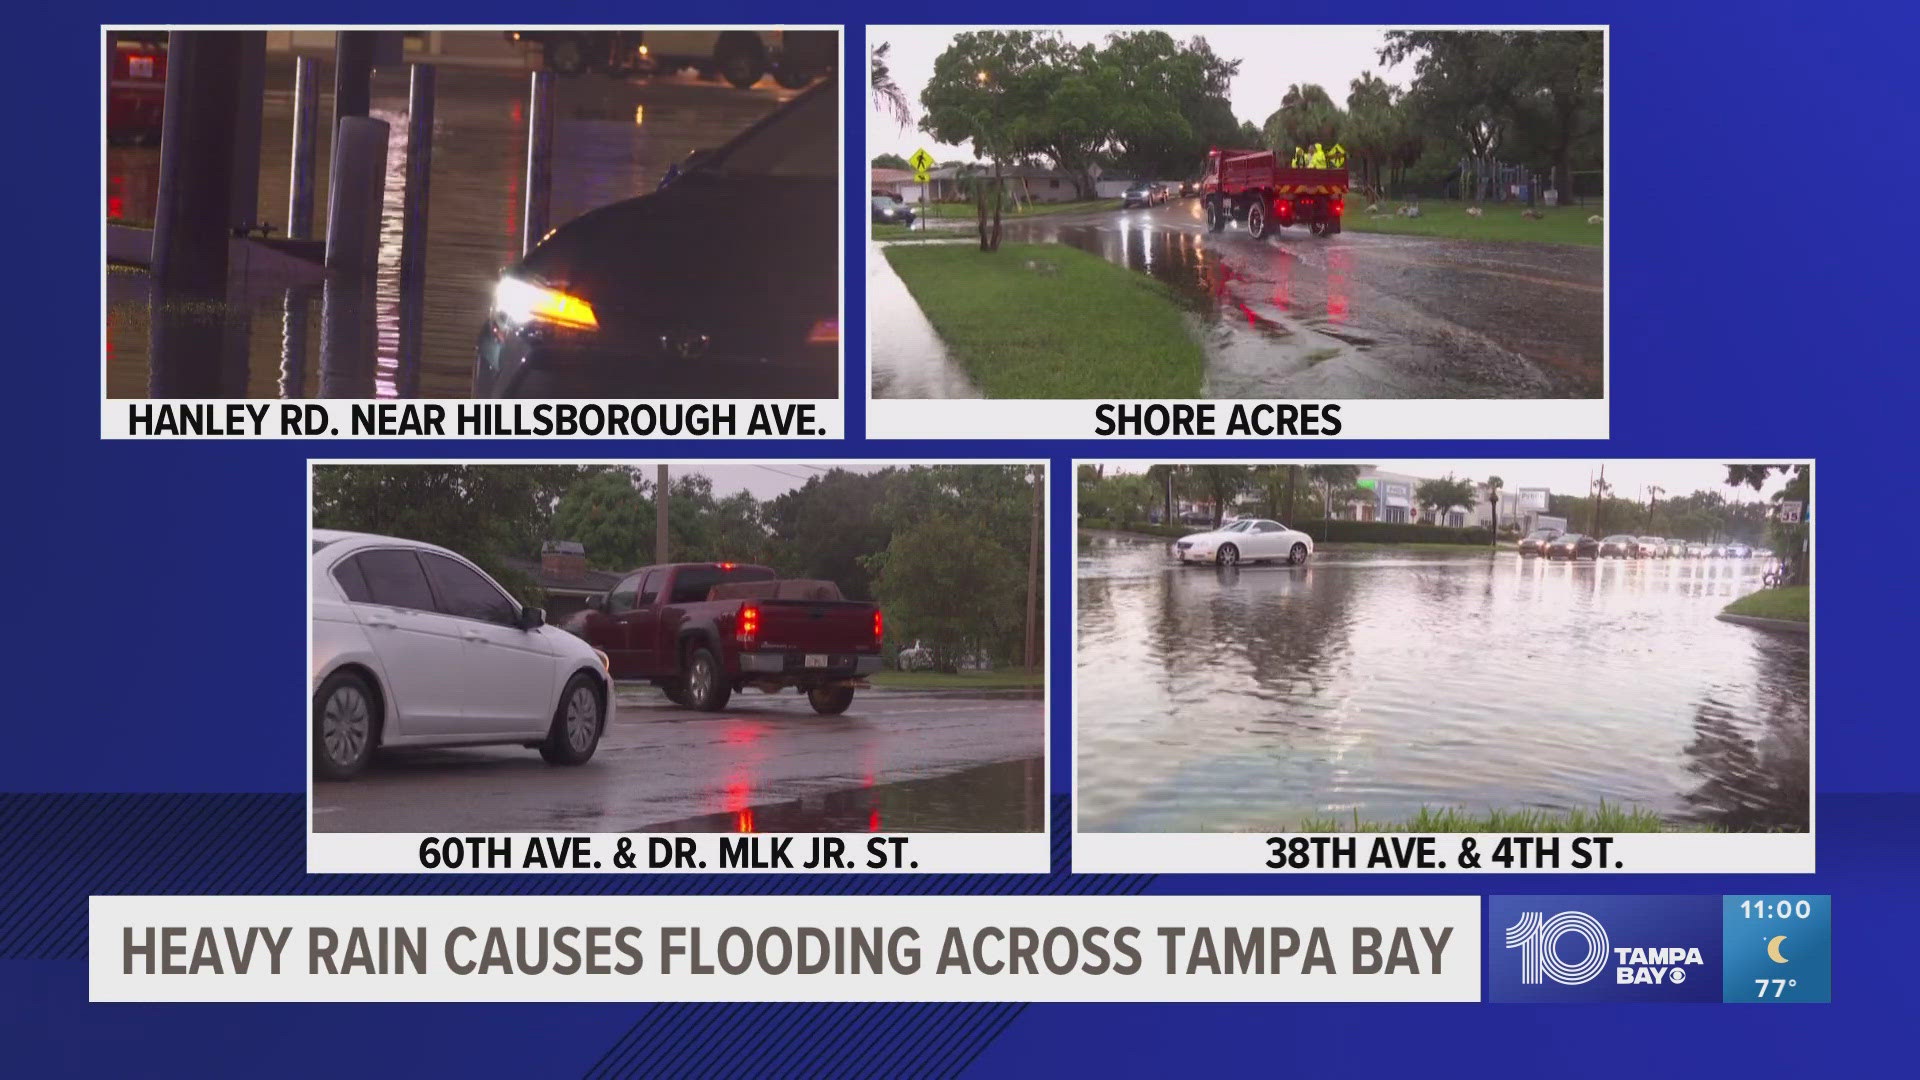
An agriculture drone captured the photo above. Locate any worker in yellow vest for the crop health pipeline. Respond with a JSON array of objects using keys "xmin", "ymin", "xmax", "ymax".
[
  {"xmin": 1291, "ymin": 146, "xmax": 1307, "ymax": 167},
  {"xmin": 1327, "ymin": 143, "xmax": 1347, "ymax": 169},
  {"xmin": 1308, "ymin": 143, "xmax": 1327, "ymax": 169}
]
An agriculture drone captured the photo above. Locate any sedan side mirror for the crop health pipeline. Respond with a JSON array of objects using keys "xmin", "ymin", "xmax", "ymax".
[
  {"xmin": 517, "ymin": 605, "xmax": 546, "ymax": 630},
  {"xmin": 586, "ymin": 593, "xmax": 607, "ymax": 612}
]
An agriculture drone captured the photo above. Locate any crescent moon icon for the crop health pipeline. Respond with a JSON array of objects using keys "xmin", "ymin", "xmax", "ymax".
[{"xmin": 1766, "ymin": 935, "xmax": 1789, "ymax": 964}]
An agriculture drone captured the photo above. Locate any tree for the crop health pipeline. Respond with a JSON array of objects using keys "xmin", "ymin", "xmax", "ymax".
[
  {"xmin": 1484, "ymin": 475, "xmax": 1504, "ymax": 545},
  {"xmin": 871, "ymin": 152, "xmax": 909, "ymax": 170},
  {"xmin": 763, "ymin": 468, "xmax": 897, "ymax": 600},
  {"xmin": 920, "ymin": 31, "xmax": 1074, "ymax": 250},
  {"xmin": 1189, "ymin": 465, "xmax": 1251, "ymax": 526},
  {"xmin": 1727, "ymin": 465, "xmax": 1812, "ymax": 586},
  {"xmin": 313, "ymin": 464, "xmax": 602, "ymax": 601},
  {"xmin": 1263, "ymin": 83, "xmax": 1344, "ymax": 157},
  {"xmin": 1306, "ymin": 464, "xmax": 1362, "ymax": 518},
  {"xmin": 871, "ymin": 42, "xmax": 911, "ymax": 130},
  {"xmin": 1415, "ymin": 475, "xmax": 1477, "ymax": 523}
]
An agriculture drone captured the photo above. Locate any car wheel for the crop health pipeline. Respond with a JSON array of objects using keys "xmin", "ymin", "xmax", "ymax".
[
  {"xmin": 1205, "ymin": 197, "xmax": 1226, "ymax": 233},
  {"xmin": 540, "ymin": 674, "xmax": 604, "ymax": 765},
  {"xmin": 1247, "ymin": 199, "xmax": 1269, "ymax": 239},
  {"xmin": 685, "ymin": 645, "xmax": 732, "ymax": 711},
  {"xmin": 545, "ymin": 34, "xmax": 589, "ymax": 76},
  {"xmin": 715, "ymin": 38, "xmax": 766, "ymax": 88},
  {"xmin": 1288, "ymin": 543, "xmax": 1309, "ymax": 566},
  {"xmin": 808, "ymin": 686, "xmax": 855, "ymax": 715},
  {"xmin": 1217, "ymin": 544, "xmax": 1239, "ymax": 567},
  {"xmin": 314, "ymin": 670, "xmax": 378, "ymax": 781}
]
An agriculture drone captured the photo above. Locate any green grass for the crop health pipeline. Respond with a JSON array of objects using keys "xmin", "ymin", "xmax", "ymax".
[
  {"xmin": 1340, "ymin": 198, "xmax": 1604, "ymax": 246},
  {"xmin": 868, "ymin": 667, "xmax": 1043, "ymax": 690},
  {"xmin": 1723, "ymin": 586, "xmax": 1809, "ymax": 622},
  {"xmin": 873, "ymin": 224, "xmax": 961, "ymax": 242},
  {"xmin": 885, "ymin": 242, "xmax": 1203, "ymax": 398},
  {"xmin": 1294, "ymin": 801, "xmax": 1699, "ymax": 834},
  {"xmin": 918, "ymin": 198, "xmax": 1112, "ymax": 220}
]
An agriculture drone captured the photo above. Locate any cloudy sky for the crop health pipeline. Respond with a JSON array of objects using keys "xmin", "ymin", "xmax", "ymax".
[
  {"xmin": 1102, "ymin": 462, "xmax": 1799, "ymax": 503},
  {"xmin": 867, "ymin": 25, "xmax": 1412, "ymax": 162}
]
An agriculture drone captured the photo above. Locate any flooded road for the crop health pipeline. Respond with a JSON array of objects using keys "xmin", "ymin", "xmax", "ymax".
[
  {"xmin": 316, "ymin": 687, "xmax": 1045, "ymax": 833},
  {"xmin": 1076, "ymin": 533, "xmax": 1807, "ymax": 832},
  {"xmin": 1002, "ymin": 201, "xmax": 1603, "ymax": 398},
  {"xmin": 869, "ymin": 242, "xmax": 982, "ymax": 399},
  {"xmin": 107, "ymin": 56, "xmax": 798, "ymax": 398}
]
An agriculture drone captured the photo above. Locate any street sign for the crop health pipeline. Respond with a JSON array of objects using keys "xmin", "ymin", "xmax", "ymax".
[
  {"xmin": 908, "ymin": 148, "xmax": 935, "ymax": 172},
  {"xmin": 1776, "ymin": 501, "xmax": 1804, "ymax": 523},
  {"xmin": 913, "ymin": 168, "xmax": 929, "ymax": 183}
]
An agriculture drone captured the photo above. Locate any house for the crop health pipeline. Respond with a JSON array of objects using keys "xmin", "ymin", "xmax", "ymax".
[
  {"xmin": 503, "ymin": 541, "xmax": 623, "ymax": 623},
  {"xmin": 918, "ymin": 164, "xmax": 1084, "ymax": 204},
  {"xmin": 871, "ymin": 168, "xmax": 915, "ymax": 198}
]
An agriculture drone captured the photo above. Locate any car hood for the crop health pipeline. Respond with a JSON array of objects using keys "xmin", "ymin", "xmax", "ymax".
[
  {"xmin": 514, "ymin": 173, "xmax": 837, "ymax": 340},
  {"xmin": 537, "ymin": 623, "xmax": 597, "ymax": 661},
  {"xmin": 1178, "ymin": 529, "xmax": 1234, "ymax": 545}
]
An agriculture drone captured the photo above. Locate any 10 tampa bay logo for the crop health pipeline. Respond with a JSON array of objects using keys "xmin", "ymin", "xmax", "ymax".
[{"xmin": 1489, "ymin": 897, "xmax": 1721, "ymax": 1002}]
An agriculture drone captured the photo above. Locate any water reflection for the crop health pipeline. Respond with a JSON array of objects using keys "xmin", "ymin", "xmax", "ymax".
[
  {"xmin": 640, "ymin": 758, "xmax": 1045, "ymax": 833},
  {"xmin": 1077, "ymin": 533, "xmax": 1810, "ymax": 832}
]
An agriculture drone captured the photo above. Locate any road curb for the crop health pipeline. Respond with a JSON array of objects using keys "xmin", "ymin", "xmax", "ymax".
[{"xmin": 1716, "ymin": 613, "xmax": 1810, "ymax": 635}]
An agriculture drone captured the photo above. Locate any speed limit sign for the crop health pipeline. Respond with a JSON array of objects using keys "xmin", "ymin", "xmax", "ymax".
[{"xmin": 1776, "ymin": 501, "xmax": 1804, "ymax": 523}]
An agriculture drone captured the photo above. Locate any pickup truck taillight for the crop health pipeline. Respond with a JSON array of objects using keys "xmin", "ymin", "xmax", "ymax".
[
  {"xmin": 736, "ymin": 603, "xmax": 760, "ymax": 647},
  {"xmin": 873, "ymin": 609, "xmax": 883, "ymax": 645}
]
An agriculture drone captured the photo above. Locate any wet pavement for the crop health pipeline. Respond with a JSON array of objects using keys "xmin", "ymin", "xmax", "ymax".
[
  {"xmin": 108, "ymin": 56, "xmax": 800, "ymax": 398},
  {"xmin": 1076, "ymin": 532, "xmax": 1807, "ymax": 832},
  {"xmin": 869, "ymin": 242, "xmax": 982, "ymax": 398},
  {"xmin": 315, "ymin": 687, "xmax": 1045, "ymax": 833},
  {"xmin": 983, "ymin": 200, "xmax": 1602, "ymax": 398}
]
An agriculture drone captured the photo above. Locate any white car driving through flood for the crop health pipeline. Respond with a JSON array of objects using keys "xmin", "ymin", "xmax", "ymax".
[
  {"xmin": 311, "ymin": 529, "xmax": 614, "ymax": 780},
  {"xmin": 1173, "ymin": 518, "xmax": 1315, "ymax": 567}
]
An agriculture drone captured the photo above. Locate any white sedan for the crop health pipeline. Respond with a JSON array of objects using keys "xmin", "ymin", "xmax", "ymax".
[
  {"xmin": 311, "ymin": 529, "xmax": 614, "ymax": 780},
  {"xmin": 1173, "ymin": 518, "xmax": 1315, "ymax": 567}
]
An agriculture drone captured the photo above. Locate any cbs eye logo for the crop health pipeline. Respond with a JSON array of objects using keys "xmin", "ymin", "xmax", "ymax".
[{"xmin": 1504, "ymin": 911, "xmax": 1610, "ymax": 986}]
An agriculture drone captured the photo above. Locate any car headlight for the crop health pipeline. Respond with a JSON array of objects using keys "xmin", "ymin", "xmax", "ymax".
[
  {"xmin": 593, "ymin": 648, "xmax": 611, "ymax": 674},
  {"xmin": 495, "ymin": 275, "xmax": 598, "ymax": 330}
]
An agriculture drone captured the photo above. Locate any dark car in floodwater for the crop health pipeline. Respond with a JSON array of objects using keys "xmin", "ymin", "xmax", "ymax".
[
  {"xmin": 1546, "ymin": 533, "xmax": 1600, "ymax": 560},
  {"xmin": 872, "ymin": 196, "xmax": 915, "ymax": 226},
  {"xmin": 1517, "ymin": 527, "xmax": 1563, "ymax": 556},
  {"xmin": 475, "ymin": 82, "xmax": 837, "ymax": 398}
]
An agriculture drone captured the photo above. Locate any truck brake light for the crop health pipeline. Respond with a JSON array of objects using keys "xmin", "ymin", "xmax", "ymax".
[
  {"xmin": 873, "ymin": 610, "xmax": 884, "ymax": 645},
  {"xmin": 737, "ymin": 603, "xmax": 760, "ymax": 646},
  {"xmin": 1331, "ymin": 198, "xmax": 1344, "ymax": 217}
]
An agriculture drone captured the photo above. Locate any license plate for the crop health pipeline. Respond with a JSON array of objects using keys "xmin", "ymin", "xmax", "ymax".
[{"xmin": 804, "ymin": 654, "xmax": 828, "ymax": 668}]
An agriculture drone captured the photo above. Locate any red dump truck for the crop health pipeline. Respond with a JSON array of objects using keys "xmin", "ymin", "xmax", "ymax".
[
  {"xmin": 1199, "ymin": 147, "xmax": 1349, "ymax": 239},
  {"xmin": 564, "ymin": 562, "xmax": 883, "ymax": 714}
]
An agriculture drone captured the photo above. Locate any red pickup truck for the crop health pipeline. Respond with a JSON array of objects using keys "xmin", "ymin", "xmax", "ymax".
[
  {"xmin": 564, "ymin": 562, "xmax": 883, "ymax": 714},
  {"xmin": 1199, "ymin": 146, "xmax": 1348, "ymax": 240}
]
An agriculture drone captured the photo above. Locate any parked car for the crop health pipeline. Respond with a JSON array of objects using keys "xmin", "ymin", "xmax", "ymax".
[
  {"xmin": 1685, "ymin": 542, "xmax": 1710, "ymax": 558},
  {"xmin": 310, "ymin": 530, "xmax": 614, "ymax": 781},
  {"xmin": 1724, "ymin": 542, "xmax": 1753, "ymax": 558},
  {"xmin": 872, "ymin": 196, "xmax": 915, "ymax": 226},
  {"xmin": 476, "ymin": 82, "xmax": 836, "ymax": 398},
  {"xmin": 1174, "ymin": 518, "xmax": 1314, "ymax": 567},
  {"xmin": 1663, "ymin": 539, "xmax": 1690, "ymax": 558},
  {"xmin": 896, "ymin": 640, "xmax": 933, "ymax": 671},
  {"xmin": 1599, "ymin": 534, "xmax": 1639, "ymax": 558},
  {"xmin": 1517, "ymin": 527, "xmax": 1563, "ymax": 557},
  {"xmin": 1122, "ymin": 181, "xmax": 1161, "ymax": 208},
  {"xmin": 1635, "ymin": 536, "xmax": 1669, "ymax": 558},
  {"xmin": 1546, "ymin": 533, "xmax": 1600, "ymax": 560},
  {"xmin": 565, "ymin": 562, "xmax": 882, "ymax": 714}
]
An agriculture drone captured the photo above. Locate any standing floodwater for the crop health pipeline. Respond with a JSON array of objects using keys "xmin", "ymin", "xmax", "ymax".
[{"xmin": 1076, "ymin": 532, "xmax": 1808, "ymax": 833}]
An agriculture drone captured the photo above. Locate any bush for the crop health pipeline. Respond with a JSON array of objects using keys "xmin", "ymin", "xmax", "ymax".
[{"xmin": 1294, "ymin": 520, "xmax": 1493, "ymax": 545}]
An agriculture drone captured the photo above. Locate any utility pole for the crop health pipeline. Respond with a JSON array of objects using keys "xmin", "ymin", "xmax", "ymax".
[
  {"xmin": 1024, "ymin": 466, "xmax": 1043, "ymax": 672},
  {"xmin": 655, "ymin": 465, "xmax": 670, "ymax": 564},
  {"xmin": 1587, "ymin": 463, "xmax": 1605, "ymax": 535}
]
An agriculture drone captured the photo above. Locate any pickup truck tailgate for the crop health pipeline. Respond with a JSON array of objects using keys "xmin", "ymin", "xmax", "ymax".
[{"xmin": 752, "ymin": 600, "xmax": 877, "ymax": 654}]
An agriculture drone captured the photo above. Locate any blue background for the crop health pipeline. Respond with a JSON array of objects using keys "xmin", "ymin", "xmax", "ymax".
[
  {"xmin": 9, "ymin": 6, "xmax": 1918, "ymax": 1075},
  {"xmin": 1487, "ymin": 895, "xmax": 1722, "ymax": 1002}
]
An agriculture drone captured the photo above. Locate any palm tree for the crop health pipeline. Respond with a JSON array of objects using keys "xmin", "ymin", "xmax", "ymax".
[
  {"xmin": 1485, "ymin": 475, "xmax": 1504, "ymax": 546},
  {"xmin": 871, "ymin": 43, "xmax": 911, "ymax": 130}
]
